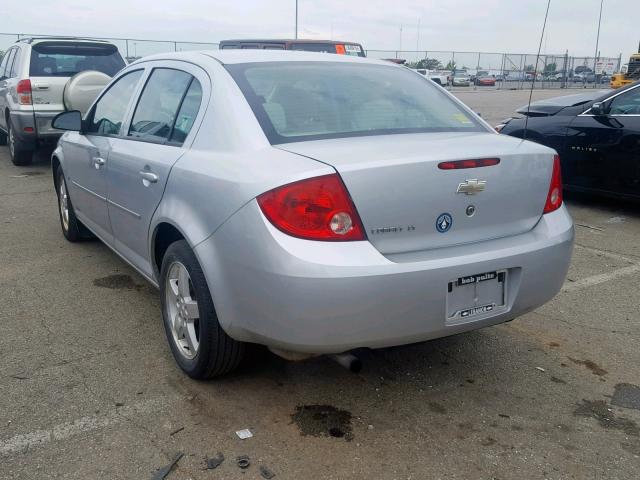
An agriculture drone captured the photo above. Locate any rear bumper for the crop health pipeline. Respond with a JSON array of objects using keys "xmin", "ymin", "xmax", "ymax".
[
  {"xmin": 195, "ymin": 201, "xmax": 574, "ymax": 354},
  {"xmin": 10, "ymin": 110, "xmax": 62, "ymax": 146}
]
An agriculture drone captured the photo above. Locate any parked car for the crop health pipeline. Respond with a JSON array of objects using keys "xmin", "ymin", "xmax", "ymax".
[
  {"xmin": 427, "ymin": 70, "xmax": 450, "ymax": 86},
  {"xmin": 412, "ymin": 68, "xmax": 450, "ymax": 87},
  {"xmin": 473, "ymin": 71, "xmax": 489, "ymax": 84},
  {"xmin": 219, "ymin": 39, "xmax": 365, "ymax": 57},
  {"xmin": 0, "ymin": 37, "xmax": 126, "ymax": 165},
  {"xmin": 497, "ymin": 82, "xmax": 640, "ymax": 199},
  {"xmin": 476, "ymin": 76, "xmax": 496, "ymax": 86},
  {"xmin": 51, "ymin": 50, "xmax": 573, "ymax": 379},
  {"xmin": 451, "ymin": 73, "xmax": 471, "ymax": 86}
]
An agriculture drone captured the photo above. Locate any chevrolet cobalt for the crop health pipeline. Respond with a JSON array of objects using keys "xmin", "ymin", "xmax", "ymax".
[{"xmin": 51, "ymin": 51, "xmax": 574, "ymax": 378}]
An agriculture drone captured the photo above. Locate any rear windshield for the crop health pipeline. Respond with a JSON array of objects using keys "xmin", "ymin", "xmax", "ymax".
[
  {"xmin": 29, "ymin": 42, "xmax": 125, "ymax": 77},
  {"xmin": 289, "ymin": 43, "xmax": 365, "ymax": 57},
  {"xmin": 226, "ymin": 62, "xmax": 485, "ymax": 144}
]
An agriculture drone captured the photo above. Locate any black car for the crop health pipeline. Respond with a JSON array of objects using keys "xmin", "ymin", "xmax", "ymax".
[{"xmin": 498, "ymin": 81, "xmax": 640, "ymax": 200}]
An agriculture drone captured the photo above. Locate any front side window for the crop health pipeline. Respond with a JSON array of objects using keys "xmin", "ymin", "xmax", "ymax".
[
  {"xmin": 609, "ymin": 87, "xmax": 640, "ymax": 115},
  {"xmin": 87, "ymin": 70, "xmax": 143, "ymax": 135},
  {"xmin": 226, "ymin": 62, "xmax": 485, "ymax": 144},
  {"xmin": 128, "ymin": 68, "xmax": 193, "ymax": 143}
]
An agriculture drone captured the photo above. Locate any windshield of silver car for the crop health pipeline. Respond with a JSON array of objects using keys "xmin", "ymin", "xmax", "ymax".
[{"xmin": 226, "ymin": 62, "xmax": 486, "ymax": 144}]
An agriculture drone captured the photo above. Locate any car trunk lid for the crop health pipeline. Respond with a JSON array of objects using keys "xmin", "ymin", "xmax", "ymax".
[{"xmin": 277, "ymin": 132, "xmax": 554, "ymax": 254}]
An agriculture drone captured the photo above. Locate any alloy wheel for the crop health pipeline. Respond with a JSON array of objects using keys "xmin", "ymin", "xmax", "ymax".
[
  {"xmin": 59, "ymin": 177, "xmax": 69, "ymax": 232},
  {"xmin": 165, "ymin": 261, "xmax": 200, "ymax": 359},
  {"xmin": 8, "ymin": 124, "xmax": 14, "ymax": 158}
]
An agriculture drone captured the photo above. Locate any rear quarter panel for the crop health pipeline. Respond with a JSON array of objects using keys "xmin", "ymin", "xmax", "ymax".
[{"xmin": 149, "ymin": 59, "xmax": 333, "ymax": 259}]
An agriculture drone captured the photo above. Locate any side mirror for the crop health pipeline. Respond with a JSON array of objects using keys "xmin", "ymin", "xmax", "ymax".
[
  {"xmin": 52, "ymin": 110, "xmax": 83, "ymax": 132},
  {"xmin": 590, "ymin": 102, "xmax": 606, "ymax": 116}
]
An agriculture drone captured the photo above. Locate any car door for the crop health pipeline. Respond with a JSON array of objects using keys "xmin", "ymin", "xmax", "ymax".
[
  {"xmin": 63, "ymin": 69, "xmax": 144, "ymax": 242},
  {"xmin": 564, "ymin": 85, "xmax": 640, "ymax": 195},
  {"xmin": 606, "ymin": 86, "xmax": 640, "ymax": 196},
  {"xmin": 106, "ymin": 62, "xmax": 207, "ymax": 277},
  {"xmin": 0, "ymin": 48, "xmax": 16, "ymax": 131}
]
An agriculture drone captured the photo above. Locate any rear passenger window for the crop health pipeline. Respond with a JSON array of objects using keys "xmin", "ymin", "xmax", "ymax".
[
  {"xmin": 9, "ymin": 49, "xmax": 20, "ymax": 77},
  {"xmin": 169, "ymin": 79, "xmax": 202, "ymax": 144},
  {"xmin": 129, "ymin": 68, "xmax": 192, "ymax": 143},
  {"xmin": 3, "ymin": 49, "xmax": 16, "ymax": 78}
]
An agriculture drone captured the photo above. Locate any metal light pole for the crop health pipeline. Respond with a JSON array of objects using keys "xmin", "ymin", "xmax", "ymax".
[
  {"xmin": 592, "ymin": 0, "xmax": 604, "ymax": 85},
  {"xmin": 295, "ymin": 0, "xmax": 298, "ymax": 39}
]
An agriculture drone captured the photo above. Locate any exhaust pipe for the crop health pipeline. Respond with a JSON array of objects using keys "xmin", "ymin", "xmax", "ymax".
[{"xmin": 329, "ymin": 353, "xmax": 363, "ymax": 373}]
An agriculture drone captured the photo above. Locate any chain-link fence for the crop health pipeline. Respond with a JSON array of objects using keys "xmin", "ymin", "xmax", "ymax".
[
  {"xmin": 1, "ymin": 33, "xmax": 621, "ymax": 89},
  {"xmin": 0, "ymin": 33, "xmax": 219, "ymax": 63},
  {"xmin": 366, "ymin": 49, "xmax": 622, "ymax": 89}
]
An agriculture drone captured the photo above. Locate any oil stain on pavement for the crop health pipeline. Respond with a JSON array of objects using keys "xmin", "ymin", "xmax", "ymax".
[
  {"xmin": 292, "ymin": 405, "xmax": 353, "ymax": 441},
  {"xmin": 573, "ymin": 399, "xmax": 639, "ymax": 436},
  {"xmin": 612, "ymin": 383, "xmax": 640, "ymax": 411},
  {"xmin": 568, "ymin": 357, "xmax": 608, "ymax": 376}
]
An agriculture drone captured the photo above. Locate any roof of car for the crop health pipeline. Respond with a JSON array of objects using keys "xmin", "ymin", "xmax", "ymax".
[
  {"xmin": 132, "ymin": 49, "xmax": 389, "ymax": 66},
  {"xmin": 16, "ymin": 36, "xmax": 114, "ymax": 45}
]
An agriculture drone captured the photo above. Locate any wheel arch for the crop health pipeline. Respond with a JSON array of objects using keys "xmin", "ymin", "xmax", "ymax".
[
  {"xmin": 51, "ymin": 154, "xmax": 61, "ymax": 189},
  {"xmin": 150, "ymin": 221, "xmax": 190, "ymax": 280}
]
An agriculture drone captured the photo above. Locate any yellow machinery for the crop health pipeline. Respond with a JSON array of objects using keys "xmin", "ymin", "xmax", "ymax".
[{"xmin": 610, "ymin": 52, "xmax": 640, "ymax": 88}]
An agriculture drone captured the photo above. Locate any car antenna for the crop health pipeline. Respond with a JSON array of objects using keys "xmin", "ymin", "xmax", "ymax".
[{"xmin": 523, "ymin": 0, "xmax": 552, "ymax": 141}]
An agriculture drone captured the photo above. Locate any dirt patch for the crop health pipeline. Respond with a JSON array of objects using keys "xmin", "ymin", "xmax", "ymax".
[
  {"xmin": 481, "ymin": 436, "xmax": 496, "ymax": 446},
  {"xmin": 427, "ymin": 401, "xmax": 447, "ymax": 414},
  {"xmin": 568, "ymin": 357, "xmax": 608, "ymax": 376},
  {"xmin": 548, "ymin": 342, "xmax": 560, "ymax": 348},
  {"xmin": 10, "ymin": 171, "xmax": 44, "ymax": 178},
  {"xmin": 550, "ymin": 376, "xmax": 567, "ymax": 384},
  {"xmin": 292, "ymin": 405, "xmax": 353, "ymax": 441},
  {"xmin": 93, "ymin": 274, "xmax": 144, "ymax": 291},
  {"xmin": 574, "ymin": 399, "xmax": 639, "ymax": 436},
  {"xmin": 612, "ymin": 383, "xmax": 640, "ymax": 411}
]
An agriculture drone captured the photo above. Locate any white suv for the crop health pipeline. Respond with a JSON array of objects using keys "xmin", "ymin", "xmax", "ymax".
[{"xmin": 0, "ymin": 37, "xmax": 125, "ymax": 165}]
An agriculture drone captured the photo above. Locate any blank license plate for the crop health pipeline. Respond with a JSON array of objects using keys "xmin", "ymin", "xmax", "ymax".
[{"xmin": 447, "ymin": 271, "xmax": 506, "ymax": 323}]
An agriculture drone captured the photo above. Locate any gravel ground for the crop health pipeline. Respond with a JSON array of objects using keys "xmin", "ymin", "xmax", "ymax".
[{"xmin": 0, "ymin": 88, "xmax": 638, "ymax": 480}]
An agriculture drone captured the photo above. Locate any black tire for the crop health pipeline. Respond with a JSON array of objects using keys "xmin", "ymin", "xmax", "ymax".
[
  {"xmin": 8, "ymin": 121, "xmax": 34, "ymax": 166},
  {"xmin": 160, "ymin": 240, "xmax": 245, "ymax": 379},
  {"xmin": 56, "ymin": 166, "xmax": 89, "ymax": 242}
]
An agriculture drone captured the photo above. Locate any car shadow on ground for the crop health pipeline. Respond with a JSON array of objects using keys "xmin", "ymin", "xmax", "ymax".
[{"xmin": 565, "ymin": 191, "xmax": 640, "ymax": 218}]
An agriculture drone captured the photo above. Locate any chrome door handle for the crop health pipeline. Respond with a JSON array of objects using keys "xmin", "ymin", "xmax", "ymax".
[
  {"xmin": 139, "ymin": 171, "xmax": 158, "ymax": 184},
  {"xmin": 92, "ymin": 157, "xmax": 106, "ymax": 168}
]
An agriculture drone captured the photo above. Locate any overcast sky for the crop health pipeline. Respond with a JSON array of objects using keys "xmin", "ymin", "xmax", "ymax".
[{"xmin": 2, "ymin": 0, "xmax": 638, "ymax": 61}]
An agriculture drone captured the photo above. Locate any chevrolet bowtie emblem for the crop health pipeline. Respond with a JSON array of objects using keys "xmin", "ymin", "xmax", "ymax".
[{"xmin": 457, "ymin": 179, "xmax": 486, "ymax": 195}]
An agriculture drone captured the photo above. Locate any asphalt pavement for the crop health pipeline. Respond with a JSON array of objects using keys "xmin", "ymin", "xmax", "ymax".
[{"xmin": 1, "ymin": 88, "xmax": 639, "ymax": 480}]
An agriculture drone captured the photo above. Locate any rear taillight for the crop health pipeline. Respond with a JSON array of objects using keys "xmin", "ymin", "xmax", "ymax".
[
  {"xmin": 257, "ymin": 174, "xmax": 366, "ymax": 241},
  {"xmin": 543, "ymin": 154, "xmax": 563, "ymax": 214},
  {"xmin": 17, "ymin": 79, "xmax": 32, "ymax": 105}
]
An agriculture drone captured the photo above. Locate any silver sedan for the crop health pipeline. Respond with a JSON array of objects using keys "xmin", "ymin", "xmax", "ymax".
[{"xmin": 51, "ymin": 50, "xmax": 574, "ymax": 378}]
